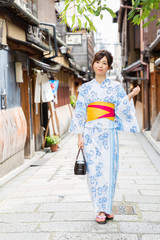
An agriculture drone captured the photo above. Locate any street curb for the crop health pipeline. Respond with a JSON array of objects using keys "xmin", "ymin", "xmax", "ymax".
[
  {"xmin": 0, "ymin": 149, "xmax": 49, "ymax": 188},
  {"xmin": 142, "ymin": 130, "xmax": 160, "ymax": 156},
  {"xmin": 0, "ymin": 132, "xmax": 71, "ymax": 188},
  {"xmin": 136, "ymin": 132, "xmax": 160, "ymax": 174}
]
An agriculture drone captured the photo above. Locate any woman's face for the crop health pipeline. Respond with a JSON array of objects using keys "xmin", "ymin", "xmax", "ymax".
[{"xmin": 93, "ymin": 56, "xmax": 109, "ymax": 76}]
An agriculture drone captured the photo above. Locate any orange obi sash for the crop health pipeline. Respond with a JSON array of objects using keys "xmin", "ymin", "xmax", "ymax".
[{"xmin": 87, "ymin": 101, "xmax": 115, "ymax": 122}]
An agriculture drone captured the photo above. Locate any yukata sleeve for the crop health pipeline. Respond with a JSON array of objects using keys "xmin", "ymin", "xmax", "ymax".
[
  {"xmin": 68, "ymin": 86, "xmax": 87, "ymax": 134},
  {"xmin": 115, "ymin": 84, "xmax": 140, "ymax": 133}
]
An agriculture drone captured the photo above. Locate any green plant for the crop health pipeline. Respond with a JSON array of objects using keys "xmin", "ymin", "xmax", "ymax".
[
  {"xmin": 60, "ymin": 0, "xmax": 160, "ymax": 31},
  {"xmin": 60, "ymin": 0, "xmax": 116, "ymax": 31},
  {"xmin": 70, "ymin": 95, "xmax": 77, "ymax": 108},
  {"xmin": 46, "ymin": 135, "xmax": 60, "ymax": 145}
]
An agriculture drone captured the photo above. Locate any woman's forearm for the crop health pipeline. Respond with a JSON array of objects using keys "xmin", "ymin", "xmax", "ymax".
[
  {"xmin": 128, "ymin": 92, "xmax": 135, "ymax": 101},
  {"xmin": 78, "ymin": 134, "xmax": 84, "ymax": 149}
]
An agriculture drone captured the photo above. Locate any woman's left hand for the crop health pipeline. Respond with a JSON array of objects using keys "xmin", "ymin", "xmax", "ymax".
[
  {"xmin": 132, "ymin": 86, "xmax": 140, "ymax": 96},
  {"xmin": 128, "ymin": 86, "xmax": 140, "ymax": 100}
]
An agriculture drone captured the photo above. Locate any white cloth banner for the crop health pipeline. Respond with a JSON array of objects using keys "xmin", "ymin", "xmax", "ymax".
[{"xmin": 34, "ymin": 73, "xmax": 54, "ymax": 103}]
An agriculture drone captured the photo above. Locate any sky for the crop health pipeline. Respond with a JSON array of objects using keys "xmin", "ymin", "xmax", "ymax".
[{"xmin": 93, "ymin": 0, "xmax": 120, "ymax": 44}]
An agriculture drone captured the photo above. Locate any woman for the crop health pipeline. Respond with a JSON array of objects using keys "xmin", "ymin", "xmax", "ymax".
[{"xmin": 69, "ymin": 50, "xmax": 140, "ymax": 224}]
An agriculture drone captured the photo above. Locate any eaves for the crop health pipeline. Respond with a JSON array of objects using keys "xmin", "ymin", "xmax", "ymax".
[
  {"xmin": 122, "ymin": 59, "xmax": 142, "ymax": 72},
  {"xmin": 149, "ymin": 35, "xmax": 160, "ymax": 54},
  {"xmin": 30, "ymin": 57, "xmax": 62, "ymax": 73},
  {"xmin": 10, "ymin": 1, "xmax": 39, "ymax": 25}
]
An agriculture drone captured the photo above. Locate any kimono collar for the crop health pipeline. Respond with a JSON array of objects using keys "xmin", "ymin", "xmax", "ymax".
[{"xmin": 93, "ymin": 78, "xmax": 110, "ymax": 86}]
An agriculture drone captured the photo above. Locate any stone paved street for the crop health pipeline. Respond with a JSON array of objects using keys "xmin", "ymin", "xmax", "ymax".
[{"xmin": 0, "ymin": 132, "xmax": 160, "ymax": 240}]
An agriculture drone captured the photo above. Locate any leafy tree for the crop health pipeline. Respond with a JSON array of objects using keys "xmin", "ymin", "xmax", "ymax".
[
  {"xmin": 59, "ymin": 0, "xmax": 160, "ymax": 31},
  {"xmin": 60, "ymin": 0, "xmax": 116, "ymax": 31},
  {"xmin": 128, "ymin": 0, "xmax": 160, "ymax": 27}
]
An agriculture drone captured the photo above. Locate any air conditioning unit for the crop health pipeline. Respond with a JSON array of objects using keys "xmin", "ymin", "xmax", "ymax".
[{"xmin": 0, "ymin": 19, "xmax": 7, "ymax": 48}]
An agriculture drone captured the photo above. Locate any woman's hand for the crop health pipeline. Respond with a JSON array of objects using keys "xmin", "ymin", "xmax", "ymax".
[
  {"xmin": 128, "ymin": 86, "xmax": 140, "ymax": 101},
  {"xmin": 78, "ymin": 134, "xmax": 84, "ymax": 149},
  {"xmin": 132, "ymin": 86, "xmax": 140, "ymax": 96}
]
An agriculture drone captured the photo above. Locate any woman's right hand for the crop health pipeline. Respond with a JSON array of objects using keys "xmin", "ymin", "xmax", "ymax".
[{"xmin": 78, "ymin": 134, "xmax": 84, "ymax": 149}]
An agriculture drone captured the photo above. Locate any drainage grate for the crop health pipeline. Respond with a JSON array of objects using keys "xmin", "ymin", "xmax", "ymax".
[{"xmin": 112, "ymin": 205, "xmax": 136, "ymax": 215}]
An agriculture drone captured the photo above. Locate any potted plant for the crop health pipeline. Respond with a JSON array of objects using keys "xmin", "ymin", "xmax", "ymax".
[
  {"xmin": 46, "ymin": 135, "xmax": 60, "ymax": 152},
  {"xmin": 70, "ymin": 95, "xmax": 77, "ymax": 109}
]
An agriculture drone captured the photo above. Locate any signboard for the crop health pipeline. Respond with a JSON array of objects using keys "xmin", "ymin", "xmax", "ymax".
[
  {"xmin": 66, "ymin": 34, "xmax": 82, "ymax": 45},
  {"xmin": 49, "ymin": 80, "xmax": 59, "ymax": 94}
]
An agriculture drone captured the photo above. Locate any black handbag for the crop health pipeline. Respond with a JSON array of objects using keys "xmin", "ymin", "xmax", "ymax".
[{"xmin": 74, "ymin": 148, "xmax": 87, "ymax": 175}]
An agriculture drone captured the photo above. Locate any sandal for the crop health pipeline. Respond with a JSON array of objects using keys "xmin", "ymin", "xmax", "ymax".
[
  {"xmin": 96, "ymin": 215, "xmax": 107, "ymax": 224},
  {"xmin": 106, "ymin": 213, "xmax": 114, "ymax": 220},
  {"xmin": 96, "ymin": 213, "xmax": 114, "ymax": 224}
]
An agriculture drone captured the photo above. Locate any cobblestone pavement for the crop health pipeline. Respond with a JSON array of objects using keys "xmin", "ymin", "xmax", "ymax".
[{"xmin": 0, "ymin": 132, "xmax": 160, "ymax": 240}]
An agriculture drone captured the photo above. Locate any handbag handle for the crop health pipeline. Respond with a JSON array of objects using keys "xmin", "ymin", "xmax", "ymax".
[{"xmin": 76, "ymin": 148, "xmax": 85, "ymax": 161}]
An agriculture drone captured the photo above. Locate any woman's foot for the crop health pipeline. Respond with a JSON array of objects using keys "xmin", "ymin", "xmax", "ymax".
[
  {"xmin": 96, "ymin": 212, "xmax": 114, "ymax": 224},
  {"xmin": 106, "ymin": 213, "xmax": 114, "ymax": 220},
  {"xmin": 96, "ymin": 213, "xmax": 107, "ymax": 224}
]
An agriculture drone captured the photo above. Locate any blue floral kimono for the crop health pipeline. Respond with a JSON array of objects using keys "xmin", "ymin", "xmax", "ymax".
[{"xmin": 69, "ymin": 78, "xmax": 140, "ymax": 214}]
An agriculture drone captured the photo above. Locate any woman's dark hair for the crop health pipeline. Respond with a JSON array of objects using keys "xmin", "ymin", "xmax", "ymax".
[{"xmin": 92, "ymin": 50, "xmax": 113, "ymax": 70}]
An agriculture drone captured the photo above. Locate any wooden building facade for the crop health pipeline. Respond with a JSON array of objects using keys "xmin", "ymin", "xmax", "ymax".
[
  {"xmin": 118, "ymin": 0, "xmax": 160, "ymax": 135},
  {"xmin": 0, "ymin": 0, "xmax": 84, "ymax": 177}
]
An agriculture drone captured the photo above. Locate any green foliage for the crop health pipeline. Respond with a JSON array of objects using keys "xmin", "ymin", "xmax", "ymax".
[
  {"xmin": 46, "ymin": 135, "xmax": 60, "ymax": 145},
  {"xmin": 60, "ymin": 0, "xmax": 116, "ymax": 31},
  {"xmin": 78, "ymin": 18, "xmax": 82, "ymax": 29},
  {"xmin": 70, "ymin": 95, "xmax": 77, "ymax": 108},
  {"xmin": 60, "ymin": 0, "xmax": 160, "ymax": 32},
  {"xmin": 128, "ymin": 0, "xmax": 160, "ymax": 27}
]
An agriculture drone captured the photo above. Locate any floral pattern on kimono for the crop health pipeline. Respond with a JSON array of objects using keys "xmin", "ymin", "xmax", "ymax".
[{"xmin": 69, "ymin": 78, "xmax": 140, "ymax": 214}]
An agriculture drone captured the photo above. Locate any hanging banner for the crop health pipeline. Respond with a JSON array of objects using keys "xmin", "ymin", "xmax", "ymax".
[{"xmin": 49, "ymin": 80, "xmax": 59, "ymax": 94}]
